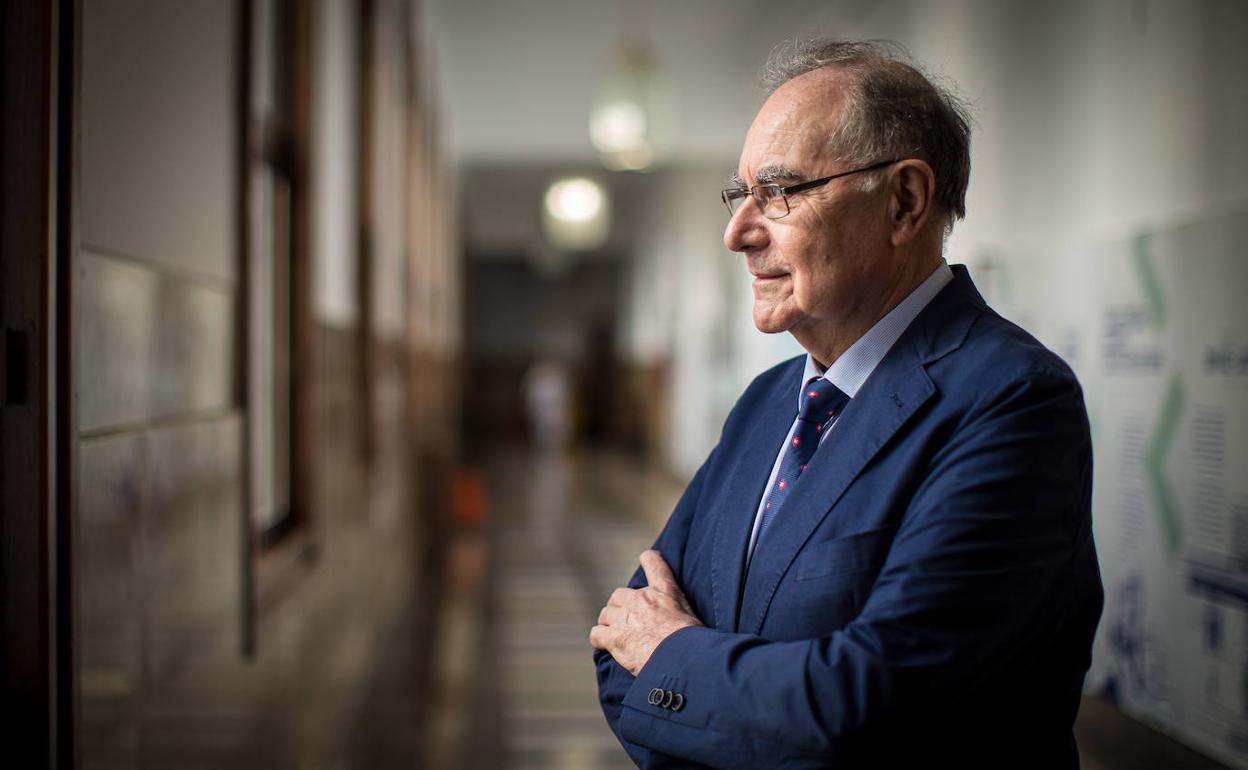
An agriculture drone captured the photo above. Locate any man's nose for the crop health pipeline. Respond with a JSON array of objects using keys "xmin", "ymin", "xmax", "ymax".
[{"xmin": 723, "ymin": 201, "xmax": 768, "ymax": 253}]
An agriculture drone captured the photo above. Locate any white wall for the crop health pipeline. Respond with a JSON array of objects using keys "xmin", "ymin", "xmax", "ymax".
[{"xmin": 312, "ymin": 0, "xmax": 359, "ymax": 327}]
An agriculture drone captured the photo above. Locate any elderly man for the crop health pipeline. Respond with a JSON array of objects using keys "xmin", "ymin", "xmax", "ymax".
[{"xmin": 590, "ymin": 40, "xmax": 1103, "ymax": 769}]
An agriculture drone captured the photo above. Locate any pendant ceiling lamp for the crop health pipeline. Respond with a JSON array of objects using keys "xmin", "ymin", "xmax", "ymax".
[{"xmin": 589, "ymin": 2, "xmax": 671, "ymax": 171}]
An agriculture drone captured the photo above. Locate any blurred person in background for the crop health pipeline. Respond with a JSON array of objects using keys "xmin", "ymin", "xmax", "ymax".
[
  {"xmin": 524, "ymin": 357, "xmax": 573, "ymax": 451},
  {"xmin": 591, "ymin": 39, "xmax": 1102, "ymax": 769}
]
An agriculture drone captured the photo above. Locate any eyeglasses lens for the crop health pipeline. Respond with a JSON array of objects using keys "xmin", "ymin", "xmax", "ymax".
[
  {"xmin": 723, "ymin": 187, "xmax": 790, "ymax": 220},
  {"xmin": 758, "ymin": 186, "xmax": 788, "ymax": 219}
]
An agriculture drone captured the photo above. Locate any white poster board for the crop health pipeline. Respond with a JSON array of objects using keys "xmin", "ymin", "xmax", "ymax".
[{"xmin": 989, "ymin": 208, "xmax": 1248, "ymax": 768}]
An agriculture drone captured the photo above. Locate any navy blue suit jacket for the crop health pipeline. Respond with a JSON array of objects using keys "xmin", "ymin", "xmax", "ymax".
[{"xmin": 595, "ymin": 267, "xmax": 1103, "ymax": 768}]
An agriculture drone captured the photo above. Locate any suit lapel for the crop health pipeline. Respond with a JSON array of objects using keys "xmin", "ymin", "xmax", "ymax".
[
  {"xmin": 709, "ymin": 361, "xmax": 801, "ymax": 633},
  {"xmin": 736, "ymin": 351, "xmax": 935, "ymax": 634},
  {"xmin": 734, "ymin": 265, "xmax": 985, "ymax": 635}
]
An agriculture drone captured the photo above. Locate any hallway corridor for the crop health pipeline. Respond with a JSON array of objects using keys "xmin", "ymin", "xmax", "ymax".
[
  {"xmin": 8, "ymin": 3, "xmax": 1248, "ymax": 768},
  {"xmin": 425, "ymin": 448, "xmax": 683, "ymax": 769}
]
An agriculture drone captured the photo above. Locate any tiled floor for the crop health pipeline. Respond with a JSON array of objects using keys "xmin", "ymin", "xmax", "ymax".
[
  {"xmin": 423, "ymin": 448, "xmax": 679, "ymax": 770},
  {"xmin": 489, "ymin": 451, "xmax": 674, "ymax": 769}
]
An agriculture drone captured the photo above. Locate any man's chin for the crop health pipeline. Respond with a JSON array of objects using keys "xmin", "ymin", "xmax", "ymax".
[{"xmin": 752, "ymin": 306, "xmax": 796, "ymax": 335}]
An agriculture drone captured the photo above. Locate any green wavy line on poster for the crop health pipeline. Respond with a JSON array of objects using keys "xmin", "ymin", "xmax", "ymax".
[
  {"xmin": 1146, "ymin": 371, "xmax": 1184, "ymax": 555},
  {"xmin": 1130, "ymin": 230, "xmax": 1166, "ymax": 332}
]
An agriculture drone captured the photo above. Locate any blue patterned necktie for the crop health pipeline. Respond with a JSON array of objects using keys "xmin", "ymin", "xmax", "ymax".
[{"xmin": 755, "ymin": 377, "xmax": 850, "ymax": 547}]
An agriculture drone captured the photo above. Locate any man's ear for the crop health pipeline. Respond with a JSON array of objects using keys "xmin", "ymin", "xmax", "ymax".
[{"xmin": 889, "ymin": 159, "xmax": 937, "ymax": 247}]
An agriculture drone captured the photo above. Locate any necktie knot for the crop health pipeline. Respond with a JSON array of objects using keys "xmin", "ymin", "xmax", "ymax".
[{"xmin": 798, "ymin": 378, "xmax": 848, "ymax": 422}]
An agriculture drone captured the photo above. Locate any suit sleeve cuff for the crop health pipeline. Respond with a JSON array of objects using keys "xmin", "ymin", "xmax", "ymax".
[{"xmin": 621, "ymin": 625, "xmax": 717, "ymax": 728}]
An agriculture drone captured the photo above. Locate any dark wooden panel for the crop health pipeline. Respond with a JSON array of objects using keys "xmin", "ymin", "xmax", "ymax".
[
  {"xmin": 2, "ymin": 0, "xmax": 78, "ymax": 766},
  {"xmin": 0, "ymin": 0, "xmax": 56, "ymax": 763}
]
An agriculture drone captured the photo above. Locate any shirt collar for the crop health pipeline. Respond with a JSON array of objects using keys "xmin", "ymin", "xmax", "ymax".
[{"xmin": 801, "ymin": 260, "xmax": 953, "ymax": 403}]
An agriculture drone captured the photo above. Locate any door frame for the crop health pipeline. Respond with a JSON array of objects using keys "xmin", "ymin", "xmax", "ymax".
[{"xmin": 0, "ymin": 0, "xmax": 80, "ymax": 767}]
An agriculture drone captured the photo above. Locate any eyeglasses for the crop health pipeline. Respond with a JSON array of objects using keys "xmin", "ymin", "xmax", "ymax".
[{"xmin": 721, "ymin": 159, "xmax": 898, "ymax": 220}]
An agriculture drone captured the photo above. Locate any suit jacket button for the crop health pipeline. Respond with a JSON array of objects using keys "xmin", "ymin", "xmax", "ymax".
[
  {"xmin": 671, "ymin": 692, "xmax": 685, "ymax": 711},
  {"xmin": 660, "ymin": 689, "xmax": 674, "ymax": 709},
  {"xmin": 648, "ymin": 687, "xmax": 662, "ymax": 706}
]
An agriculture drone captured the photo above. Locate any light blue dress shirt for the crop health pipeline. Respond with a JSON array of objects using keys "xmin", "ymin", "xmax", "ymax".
[{"xmin": 745, "ymin": 261, "xmax": 954, "ymax": 559}]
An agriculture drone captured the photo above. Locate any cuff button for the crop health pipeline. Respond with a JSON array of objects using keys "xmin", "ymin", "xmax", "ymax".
[
  {"xmin": 671, "ymin": 692, "xmax": 685, "ymax": 711},
  {"xmin": 660, "ymin": 689, "xmax": 674, "ymax": 709},
  {"xmin": 647, "ymin": 687, "xmax": 662, "ymax": 706}
]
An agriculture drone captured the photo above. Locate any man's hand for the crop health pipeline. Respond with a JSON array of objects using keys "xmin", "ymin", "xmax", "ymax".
[{"xmin": 589, "ymin": 549, "xmax": 703, "ymax": 676}]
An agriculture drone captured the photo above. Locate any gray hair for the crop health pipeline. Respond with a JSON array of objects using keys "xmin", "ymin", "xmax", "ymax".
[{"xmin": 762, "ymin": 39, "xmax": 972, "ymax": 227}]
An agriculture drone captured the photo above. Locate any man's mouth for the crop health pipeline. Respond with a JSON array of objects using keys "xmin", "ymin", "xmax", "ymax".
[{"xmin": 751, "ymin": 271, "xmax": 788, "ymax": 282}]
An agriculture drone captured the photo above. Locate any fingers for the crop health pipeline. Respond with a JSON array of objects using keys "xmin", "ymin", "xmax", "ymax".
[
  {"xmin": 597, "ymin": 604, "xmax": 627, "ymax": 627},
  {"xmin": 588, "ymin": 623, "xmax": 614, "ymax": 650},
  {"xmin": 593, "ymin": 552, "xmax": 696, "ymax": 659},
  {"xmin": 639, "ymin": 549, "xmax": 679, "ymax": 594}
]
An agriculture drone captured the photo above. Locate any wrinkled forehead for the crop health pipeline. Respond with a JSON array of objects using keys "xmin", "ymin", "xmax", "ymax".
[{"xmin": 736, "ymin": 69, "xmax": 851, "ymax": 183}]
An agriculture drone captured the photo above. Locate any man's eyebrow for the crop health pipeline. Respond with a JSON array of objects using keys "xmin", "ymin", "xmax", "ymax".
[
  {"xmin": 727, "ymin": 170, "xmax": 745, "ymax": 188},
  {"xmin": 753, "ymin": 164, "xmax": 803, "ymax": 185}
]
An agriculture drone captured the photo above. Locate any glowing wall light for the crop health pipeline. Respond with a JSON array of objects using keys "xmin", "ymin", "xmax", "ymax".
[{"xmin": 542, "ymin": 176, "xmax": 610, "ymax": 252}]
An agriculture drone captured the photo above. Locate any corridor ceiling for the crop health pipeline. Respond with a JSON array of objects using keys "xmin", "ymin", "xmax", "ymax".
[{"xmin": 427, "ymin": 0, "xmax": 879, "ymax": 165}]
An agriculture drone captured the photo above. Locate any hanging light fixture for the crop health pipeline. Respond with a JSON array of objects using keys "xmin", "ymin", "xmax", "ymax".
[
  {"xmin": 589, "ymin": 1, "xmax": 672, "ymax": 171},
  {"xmin": 590, "ymin": 46, "xmax": 661, "ymax": 171}
]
